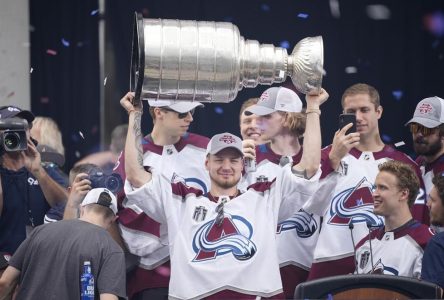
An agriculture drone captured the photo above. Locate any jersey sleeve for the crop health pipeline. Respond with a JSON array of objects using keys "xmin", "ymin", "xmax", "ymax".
[
  {"xmin": 124, "ymin": 172, "xmax": 169, "ymax": 225},
  {"xmin": 276, "ymin": 165, "xmax": 321, "ymax": 221}
]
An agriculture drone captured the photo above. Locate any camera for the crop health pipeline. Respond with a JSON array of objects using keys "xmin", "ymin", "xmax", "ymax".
[
  {"xmin": 88, "ymin": 170, "xmax": 123, "ymax": 194},
  {"xmin": 0, "ymin": 118, "xmax": 28, "ymax": 155}
]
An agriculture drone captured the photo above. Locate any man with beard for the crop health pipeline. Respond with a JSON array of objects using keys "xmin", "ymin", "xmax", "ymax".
[
  {"xmin": 406, "ymin": 97, "xmax": 444, "ymax": 224},
  {"xmin": 421, "ymin": 174, "xmax": 444, "ymax": 288},
  {"xmin": 120, "ymin": 89, "xmax": 328, "ymax": 299}
]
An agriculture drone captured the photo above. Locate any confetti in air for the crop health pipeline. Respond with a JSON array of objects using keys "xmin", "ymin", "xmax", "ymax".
[
  {"xmin": 30, "ymin": 67, "xmax": 33, "ymax": 73},
  {"xmin": 90, "ymin": 9, "xmax": 99, "ymax": 16},
  {"xmin": 424, "ymin": 11, "xmax": 444, "ymax": 37},
  {"xmin": 75, "ymin": 151, "xmax": 81, "ymax": 158},
  {"xmin": 79, "ymin": 131, "xmax": 85, "ymax": 139},
  {"xmin": 382, "ymin": 134, "xmax": 392, "ymax": 143},
  {"xmin": 366, "ymin": 5, "xmax": 391, "ymax": 20},
  {"xmin": 214, "ymin": 106, "xmax": 224, "ymax": 114},
  {"xmin": 297, "ymin": 13, "xmax": 309, "ymax": 19},
  {"xmin": 260, "ymin": 4, "xmax": 270, "ymax": 12},
  {"xmin": 46, "ymin": 49, "xmax": 57, "ymax": 56},
  {"xmin": 61, "ymin": 38, "xmax": 70, "ymax": 47},
  {"xmin": 394, "ymin": 141, "xmax": 405, "ymax": 147},
  {"xmin": 280, "ymin": 40, "xmax": 290, "ymax": 49},
  {"xmin": 6, "ymin": 91, "xmax": 15, "ymax": 98},
  {"xmin": 345, "ymin": 66, "xmax": 357, "ymax": 74},
  {"xmin": 392, "ymin": 90, "xmax": 403, "ymax": 101},
  {"xmin": 103, "ymin": 77, "xmax": 108, "ymax": 86},
  {"xmin": 329, "ymin": 0, "xmax": 340, "ymax": 18},
  {"xmin": 40, "ymin": 97, "xmax": 49, "ymax": 104}
]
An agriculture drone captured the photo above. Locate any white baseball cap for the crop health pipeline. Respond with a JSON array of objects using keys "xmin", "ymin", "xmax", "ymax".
[
  {"xmin": 81, "ymin": 188, "xmax": 118, "ymax": 215},
  {"xmin": 405, "ymin": 96, "xmax": 444, "ymax": 128},
  {"xmin": 245, "ymin": 87, "xmax": 303, "ymax": 116},
  {"xmin": 148, "ymin": 100, "xmax": 204, "ymax": 113},
  {"xmin": 206, "ymin": 133, "xmax": 243, "ymax": 157}
]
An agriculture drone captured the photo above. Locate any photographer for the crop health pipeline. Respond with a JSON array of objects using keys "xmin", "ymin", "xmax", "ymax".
[{"xmin": 0, "ymin": 106, "xmax": 67, "ymax": 254}]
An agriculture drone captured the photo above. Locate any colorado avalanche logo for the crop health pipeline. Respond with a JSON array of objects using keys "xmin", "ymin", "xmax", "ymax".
[
  {"xmin": 328, "ymin": 177, "xmax": 383, "ymax": 227},
  {"xmin": 418, "ymin": 103, "xmax": 433, "ymax": 115},
  {"xmin": 192, "ymin": 214, "xmax": 257, "ymax": 262},
  {"xmin": 369, "ymin": 259, "xmax": 399, "ymax": 276},
  {"xmin": 276, "ymin": 209, "xmax": 318, "ymax": 238}
]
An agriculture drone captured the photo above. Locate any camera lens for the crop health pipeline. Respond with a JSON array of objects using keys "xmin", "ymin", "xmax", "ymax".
[
  {"xmin": 105, "ymin": 174, "xmax": 123, "ymax": 193},
  {"xmin": 4, "ymin": 132, "xmax": 20, "ymax": 151}
]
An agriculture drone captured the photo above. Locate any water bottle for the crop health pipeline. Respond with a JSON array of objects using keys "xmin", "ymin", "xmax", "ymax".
[{"xmin": 80, "ymin": 261, "xmax": 95, "ymax": 299}]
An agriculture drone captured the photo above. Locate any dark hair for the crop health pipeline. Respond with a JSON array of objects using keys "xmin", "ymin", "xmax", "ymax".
[
  {"xmin": 432, "ymin": 174, "xmax": 444, "ymax": 206},
  {"xmin": 378, "ymin": 160, "xmax": 419, "ymax": 207},
  {"xmin": 69, "ymin": 163, "xmax": 101, "ymax": 184}
]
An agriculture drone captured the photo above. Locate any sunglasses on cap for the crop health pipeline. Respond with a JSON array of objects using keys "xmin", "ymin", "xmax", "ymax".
[
  {"xmin": 409, "ymin": 123, "xmax": 438, "ymax": 136},
  {"xmin": 161, "ymin": 107, "xmax": 195, "ymax": 119}
]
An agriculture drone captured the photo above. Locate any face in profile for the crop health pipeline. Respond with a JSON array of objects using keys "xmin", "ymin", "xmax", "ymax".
[{"xmin": 428, "ymin": 186, "xmax": 444, "ymax": 226}]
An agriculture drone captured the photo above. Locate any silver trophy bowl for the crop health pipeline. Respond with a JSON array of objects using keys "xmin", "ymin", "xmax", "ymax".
[{"xmin": 130, "ymin": 13, "xmax": 323, "ymax": 104}]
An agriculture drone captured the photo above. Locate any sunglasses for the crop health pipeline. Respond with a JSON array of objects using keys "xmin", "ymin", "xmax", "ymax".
[
  {"xmin": 409, "ymin": 123, "xmax": 438, "ymax": 136},
  {"xmin": 161, "ymin": 107, "xmax": 195, "ymax": 119}
]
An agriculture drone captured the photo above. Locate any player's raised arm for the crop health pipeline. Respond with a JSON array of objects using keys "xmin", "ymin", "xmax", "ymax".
[
  {"xmin": 292, "ymin": 88, "xmax": 329, "ymax": 178},
  {"xmin": 120, "ymin": 92, "xmax": 152, "ymax": 188}
]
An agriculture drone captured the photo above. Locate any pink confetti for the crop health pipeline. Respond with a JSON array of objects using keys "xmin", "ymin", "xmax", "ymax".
[
  {"xmin": 46, "ymin": 49, "xmax": 57, "ymax": 56},
  {"xmin": 6, "ymin": 91, "xmax": 15, "ymax": 98},
  {"xmin": 40, "ymin": 97, "xmax": 49, "ymax": 104}
]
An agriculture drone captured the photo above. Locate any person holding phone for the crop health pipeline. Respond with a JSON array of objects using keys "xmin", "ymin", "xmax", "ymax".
[{"xmin": 308, "ymin": 83, "xmax": 426, "ymax": 280}]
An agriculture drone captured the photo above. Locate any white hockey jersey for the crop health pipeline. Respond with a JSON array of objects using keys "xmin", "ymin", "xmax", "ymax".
[
  {"xmin": 241, "ymin": 144, "xmax": 320, "ymax": 270},
  {"xmin": 113, "ymin": 133, "xmax": 210, "ymax": 294},
  {"xmin": 354, "ymin": 220, "xmax": 433, "ymax": 277},
  {"xmin": 124, "ymin": 165, "xmax": 321, "ymax": 300},
  {"xmin": 312, "ymin": 146, "xmax": 425, "ymax": 267}
]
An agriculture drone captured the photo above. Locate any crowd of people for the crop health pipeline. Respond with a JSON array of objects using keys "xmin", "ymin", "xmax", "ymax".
[{"xmin": 0, "ymin": 82, "xmax": 444, "ymax": 299}]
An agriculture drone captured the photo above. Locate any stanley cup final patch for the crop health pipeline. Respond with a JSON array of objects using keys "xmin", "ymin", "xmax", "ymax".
[
  {"xmin": 359, "ymin": 251, "xmax": 370, "ymax": 269},
  {"xmin": 193, "ymin": 206, "xmax": 208, "ymax": 222}
]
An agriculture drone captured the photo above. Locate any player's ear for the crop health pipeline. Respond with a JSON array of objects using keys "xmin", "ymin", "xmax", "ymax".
[{"xmin": 205, "ymin": 155, "xmax": 210, "ymax": 171}]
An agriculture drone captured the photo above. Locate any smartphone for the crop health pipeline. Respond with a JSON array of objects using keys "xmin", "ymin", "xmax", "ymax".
[{"xmin": 339, "ymin": 113, "xmax": 356, "ymax": 135}]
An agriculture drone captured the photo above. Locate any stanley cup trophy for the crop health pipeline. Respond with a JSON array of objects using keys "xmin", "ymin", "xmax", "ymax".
[{"xmin": 130, "ymin": 13, "xmax": 324, "ymax": 104}]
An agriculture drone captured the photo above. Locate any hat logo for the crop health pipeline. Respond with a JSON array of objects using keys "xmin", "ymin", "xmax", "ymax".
[
  {"xmin": 259, "ymin": 92, "xmax": 269, "ymax": 102},
  {"xmin": 219, "ymin": 135, "xmax": 236, "ymax": 144},
  {"xmin": 418, "ymin": 103, "xmax": 433, "ymax": 115}
]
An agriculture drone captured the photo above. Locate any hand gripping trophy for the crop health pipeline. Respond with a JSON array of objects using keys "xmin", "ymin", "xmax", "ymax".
[{"xmin": 129, "ymin": 13, "xmax": 324, "ymax": 104}]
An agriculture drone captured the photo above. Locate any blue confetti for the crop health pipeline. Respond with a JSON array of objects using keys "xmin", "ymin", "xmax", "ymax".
[
  {"xmin": 214, "ymin": 106, "xmax": 224, "ymax": 114},
  {"xmin": 61, "ymin": 38, "xmax": 70, "ymax": 47},
  {"xmin": 382, "ymin": 134, "xmax": 392, "ymax": 143},
  {"xmin": 71, "ymin": 133, "xmax": 80, "ymax": 143},
  {"xmin": 223, "ymin": 16, "xmax": 234, "ymax": 22},
  {"xmin": 392, "ymin": 90, "xmax": 403, "ymax": 101},
  {"xmin": 90, "ymin": 9, "xmax": 99, "ymax": 16},
  {"xmin": 260, "ymin": 4, "xmax": 270, "ymax": 12},
  {"xmin": 297, "ymin": 13, "xmax": 309, "ymax": 19},
  {"xmin": 280, "ymin": 40, "xmax": 290, "ymax": 49}
]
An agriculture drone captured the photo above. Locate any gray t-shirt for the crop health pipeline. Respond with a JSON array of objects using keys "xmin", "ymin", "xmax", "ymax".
[{"xmin": 9, "ymin": 219, "xmax": 126, "ymax": 299}]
